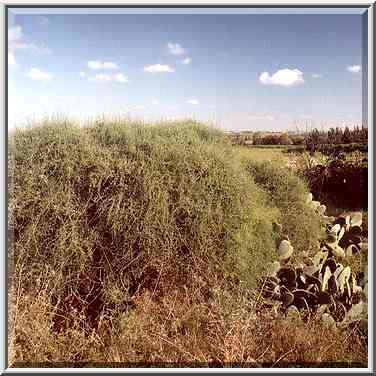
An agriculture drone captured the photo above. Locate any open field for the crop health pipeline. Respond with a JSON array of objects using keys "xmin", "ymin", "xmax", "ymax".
[
  {"xmin": 8, "ymin": 119, "xmax": 368, "ymax": 367},
  {"xmin": 234, "ymin": 146, "xmax": 291, "ymax": 165}
]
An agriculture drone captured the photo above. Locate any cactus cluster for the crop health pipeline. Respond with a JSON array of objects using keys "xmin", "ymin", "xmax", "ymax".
[{"xmin": 261, "ymin": 195, "xmax": 368, "ymax": 328}]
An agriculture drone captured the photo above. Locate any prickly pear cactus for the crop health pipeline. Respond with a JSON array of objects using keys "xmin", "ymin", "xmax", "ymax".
[
  {"xmin": 278, "ymin": 240, "xmax": 294, "ymax": 261},
  {"xmin": 259, "ymin": 193, "xmax": 367, "ymax": 330}
]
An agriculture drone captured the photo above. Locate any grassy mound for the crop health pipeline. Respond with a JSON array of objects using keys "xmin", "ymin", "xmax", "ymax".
[{"xmin": 9, "ymin": 119, "xmax": 279, "ymax": 332}]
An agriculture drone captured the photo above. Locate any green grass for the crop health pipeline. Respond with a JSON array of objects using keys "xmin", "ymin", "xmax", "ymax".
[{"xmin": 234, "ymin": 146, "xmax": 291, "ymax": 165}]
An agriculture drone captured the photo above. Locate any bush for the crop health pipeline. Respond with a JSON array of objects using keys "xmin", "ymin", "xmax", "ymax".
[
  {"xmin": 290, "ymin": 134, "xmax": 305, "ymax": 145},
  {"xmin": 243, "ymin": 160, "xmax": 323, "ymax": 255},
  {"xmin": 302, "ymin": 159, "xmax": 368, "ymax": 210},
  {"xmin": 253, "ymin": 134, "xmax": 293, "ymax": 146},
  {"xmin": 9, "ymin": 119, "xmax": 279, "ymax": 333},
  {"xmin": 318, "ymin": 144, "xmax": 368, "ymax": 158}
]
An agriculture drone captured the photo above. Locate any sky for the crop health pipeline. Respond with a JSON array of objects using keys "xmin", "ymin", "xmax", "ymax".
[{"xmin": 8, "ymin": 9, "xmax": 367, "ymax": 131}]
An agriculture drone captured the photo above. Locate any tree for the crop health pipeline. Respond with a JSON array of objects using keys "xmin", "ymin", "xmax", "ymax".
[
  {"xmin": 342, "ymin": 126, "xmax": 351, "ymax": 144},
  {"xmin": 360, "ymin": 125, "xmax": 368, "ymax": 143},
  {"xmin": 327, "ymin": 128, "xmax": 336, "ymax": 144},
  {"xmin": 279, "ymin": 133, "xmax": 293, "ymax": 145},
  {"xmin": 334, "ymin": 127, "xmax": 343, "ymax": 144}
]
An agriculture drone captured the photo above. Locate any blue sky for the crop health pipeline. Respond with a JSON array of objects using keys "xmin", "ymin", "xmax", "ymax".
[{"xmin": 8, "ymin": 9, "xmax": 366, "ymax": 131}]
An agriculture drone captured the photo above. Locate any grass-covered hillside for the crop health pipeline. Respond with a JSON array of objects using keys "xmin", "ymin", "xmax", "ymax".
[{"xmin": 8, "ymin": 119, "xmax": 367, "ymax": 367}]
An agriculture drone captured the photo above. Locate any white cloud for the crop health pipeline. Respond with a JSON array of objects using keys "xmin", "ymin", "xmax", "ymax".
[
  {"xmin": 10, "ymin": 41, "xmax": 28, "ymax": 51},
  {"xmin": 152, "ymin": 99, "xmax": 159, "ymax": 105},
  {"xmin": 25, "ymin": 67, "xmax": 52, "ymax": 81},
  {"xmin": 9, "ymin": 24, "xmax": 51, "ymax": 64},
  {"xmin": 103, "ymin": 62, "xmax": 119, "ymax": 69},
  {"xmin": 79, "ymin": 70, "xmax": 86, "ymax": 78},
  {"xmin": 347, "ymin": 65, "xmax": 361, "ymax": 73},
  {"xmin": 87, "ymin": 60, "xmax": 119, "ymax": 70},
  {"xmin": 87, "ymin": 72, "xmax": 128, "ymax": 83},
  {"xmin": 134, "ymin": 105, "xmax": 146, "ymax": 110},
  {"xmin": 9, "ymin": 26, "xmax": 27, "ymax": 51},
  {"xmin": 9, "ymin": 25, "xmax": 23, "ymax": 42},
  {"xmin": 114, "ymin": 73, "xmax": 128, "ymax": 83},
  {"xmin": 9, "ymin": 52, "xmax": 16, "ymax": 67},
  {"xmin": 143, "ymin": 64, "xmax": 174, "ymax": 74},
  {"xmin": 167, "ymin": 42, "xmax": 186, "ymax": 55},
  {"xmin": 187, "ymin": 99, "xmax": 199, "ymax": 105},
  {"xmin": 312, "ymin": 73, "xmax": 321, "ymax": 78},
  {"xmin": 181, "ymin": 57, "xmax": 192, "ymax": 65},
  {"xmin": 87, "ymin": 61, "xmax": 102, "ymax": 70},
  {"xmin": 259, "ymin": 68, "xmax": 305, "ymax": 86},
  {"xmin": 88, "ymin": 73, "xmax": 112, "ymax": 83}
]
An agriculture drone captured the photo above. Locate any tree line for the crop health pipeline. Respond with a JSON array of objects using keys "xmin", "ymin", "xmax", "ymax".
[
  {"xmin": 305, "ymin": 126, "xmax": 368, "ymax": 148},
  {"xmin": 229, "ymin": 125, "xmax": 368, "ymax": 147}
]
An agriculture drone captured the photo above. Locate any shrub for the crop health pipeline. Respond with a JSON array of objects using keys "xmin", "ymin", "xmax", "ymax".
[
  {"xmin": 253, "ymin": 134, "xmax": 293, "ymax": 146},
  {"xmin": 302, "ymin": 159, "xmax": 368, "ymax": 210},
  {"xmin": 318, "ymin": 144, "xmax": 368, "ymax": 158},
  {"xmin": 243, "ymin": 160, "xmax": 323, "ymax": 255},
  {"xmin": 9, "ymin": 119, "xmax": 279, "ymax": 334},
  {"xmin": 290, "ymin": 134, "xmax": 305, "ymax": 145}
]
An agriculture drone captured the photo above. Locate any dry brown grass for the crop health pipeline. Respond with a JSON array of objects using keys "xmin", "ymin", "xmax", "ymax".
[{"xmin": 9, "ymin": 286, "xmax": 367, "ymax": 368}]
